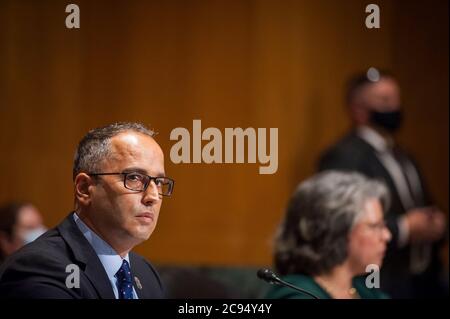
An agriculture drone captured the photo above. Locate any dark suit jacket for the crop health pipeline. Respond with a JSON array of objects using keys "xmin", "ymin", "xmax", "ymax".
[
  {"xmin": 0, "ymin": 213, "xmax": 165, "ymax": 299},
  {"xmin": 318, "ymin": 131, "xmax": 444, "ymax": 298}
]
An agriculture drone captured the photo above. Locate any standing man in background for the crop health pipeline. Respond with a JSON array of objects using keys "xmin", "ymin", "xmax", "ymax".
[{"xmin": 318, "ymin": 70, "xmax": 447, "ymax": 298}]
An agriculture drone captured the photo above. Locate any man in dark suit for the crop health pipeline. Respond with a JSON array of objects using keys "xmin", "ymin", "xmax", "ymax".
[
  {"xmin": 318, "ymin": 70, "xmax": 447, "ymax": 298},
  {"xmin": 0, "ymin": 122, "xmax": 174, "ymax": 298}
]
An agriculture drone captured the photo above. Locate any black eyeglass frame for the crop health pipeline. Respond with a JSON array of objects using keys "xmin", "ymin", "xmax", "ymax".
[{"xmin": 88, "ymin": 172, "xmax": 174, "ymax": 196}]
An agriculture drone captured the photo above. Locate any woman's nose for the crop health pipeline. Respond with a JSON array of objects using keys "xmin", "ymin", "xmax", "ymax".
[{"xmin": 382, "ymin": 226, "xmax": 392, "ymax": 242}]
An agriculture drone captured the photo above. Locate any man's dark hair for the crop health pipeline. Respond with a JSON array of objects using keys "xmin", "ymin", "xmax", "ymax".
[
  {"xmin": 73, "ymin": 122, "xmax": 155, "ymax": 180},
  {"xmin": 345, "ymin": 69, "xmax": 395, "ymax": 105}
]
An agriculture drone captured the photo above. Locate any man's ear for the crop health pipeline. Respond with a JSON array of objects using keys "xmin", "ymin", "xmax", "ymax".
[
  {"xmin": 350, "ymin": 102, "xmax": 370, "ymax": 125},
  {"xmin": 74, "ymin": 173, "xmax": 95, "ymax": 207}
]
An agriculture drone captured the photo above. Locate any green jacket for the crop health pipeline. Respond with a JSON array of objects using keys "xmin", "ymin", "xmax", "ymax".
[{"xmin": 265, "ymin": 274, "xmax": 389, "ymax": 299}]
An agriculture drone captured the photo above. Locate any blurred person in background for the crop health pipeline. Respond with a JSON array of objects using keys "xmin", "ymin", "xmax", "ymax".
[
  {"xmin": 0, "ymin": 202, "xmax": 47, "ymax": 264},
  {"xmin": 318, "ymin": 69, "xmax": 448, "ymax": 298},
  {"xmin": 267, "ymin": 171, "xmax": 391, "ymax": 299}
]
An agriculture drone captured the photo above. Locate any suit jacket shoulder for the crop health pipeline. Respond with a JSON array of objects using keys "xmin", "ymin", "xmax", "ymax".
[
  {"xmin": 0, "ymin": 227, "xmax": 89, "ymax": 298},
  {"xmin": 318, "ymin": 132, "xmax": 377, "ymax": 173},
  {"xmin": 0, "ymin": 214, "xmax": 165, "ymax": 299}
]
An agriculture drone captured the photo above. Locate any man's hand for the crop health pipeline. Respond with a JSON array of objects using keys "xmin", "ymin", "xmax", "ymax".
[{"xmin": 405, "ymin": 207, "xmax": 447, "ymax": 243}]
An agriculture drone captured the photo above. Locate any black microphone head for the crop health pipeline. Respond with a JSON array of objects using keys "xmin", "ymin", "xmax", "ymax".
[{"xmin": 257, "ymin": 268, "xmax": 279, "ymax": 284}]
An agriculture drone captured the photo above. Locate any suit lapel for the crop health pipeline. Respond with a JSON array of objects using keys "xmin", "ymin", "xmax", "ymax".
[
  {"xmin": 130, "ymin": 253, "xmax": 156, "ymax": 299},
  {"xmin": 354, "ymin": 134, "xmax": 407, "ymax": 211},
  {"xmin": 57, "ymin": 213, "xmax": 116, "ymax": 299}
]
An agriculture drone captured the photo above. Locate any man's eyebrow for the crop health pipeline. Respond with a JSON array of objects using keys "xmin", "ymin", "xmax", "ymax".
[{"xmin": 122, "ymin": 167, "xmax": 166, "ymax": 177}]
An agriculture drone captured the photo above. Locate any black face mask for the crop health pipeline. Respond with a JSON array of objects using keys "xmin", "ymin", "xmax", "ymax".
[{"xmin": 370, "ymin": 109, "xmax": 403, "ymax": 133}]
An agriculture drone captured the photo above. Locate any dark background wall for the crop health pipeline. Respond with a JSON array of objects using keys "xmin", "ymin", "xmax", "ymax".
[{"xmin": 0, "ymin": 0, "xmax": 447, "ymax": 267}]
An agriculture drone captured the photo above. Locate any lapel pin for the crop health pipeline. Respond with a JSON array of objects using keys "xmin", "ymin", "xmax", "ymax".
[{"xmin": 134, "ymin": 276, "xmax": 143, "ymax": 290}]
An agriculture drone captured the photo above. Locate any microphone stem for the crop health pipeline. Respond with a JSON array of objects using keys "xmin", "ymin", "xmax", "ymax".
[{"xmin": 277, "ymin": 278, "xmax": 320, "ymax": 299}]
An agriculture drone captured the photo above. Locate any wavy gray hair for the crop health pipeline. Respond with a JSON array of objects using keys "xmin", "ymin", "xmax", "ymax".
[{"xmin": 274, "ymin": 170, "xmax": 389, "ymax": 276}]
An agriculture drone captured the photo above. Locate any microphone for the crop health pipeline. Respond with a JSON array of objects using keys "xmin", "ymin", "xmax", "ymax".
[{"xmin": 257, "ymin": 268, "xmax": 319, "ymax": 299}]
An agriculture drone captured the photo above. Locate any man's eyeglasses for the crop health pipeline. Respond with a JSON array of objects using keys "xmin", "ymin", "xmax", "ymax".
[{"xmin": 88, "ymin": 172, "xmax": 174, "ymax": 196}]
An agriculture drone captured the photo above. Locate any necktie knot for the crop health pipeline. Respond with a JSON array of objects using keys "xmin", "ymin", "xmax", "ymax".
[{"xmin": 115, "ymin": 259, "xmax": 133, "ymax": 299}]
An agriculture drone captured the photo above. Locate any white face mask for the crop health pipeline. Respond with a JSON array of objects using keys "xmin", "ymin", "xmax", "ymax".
[{"xmin": 22, "ymin": 227, "xmax": 47, "ymax": 245}]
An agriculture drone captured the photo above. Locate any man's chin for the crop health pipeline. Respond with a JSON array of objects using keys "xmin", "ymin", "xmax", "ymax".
[
  {"xmin": 127, "ymin": 219, "xmax": 155, "ymax": 240},
  {"xmin": 132, "ymin": 228, "xmax": 153, "ymax": 242}
]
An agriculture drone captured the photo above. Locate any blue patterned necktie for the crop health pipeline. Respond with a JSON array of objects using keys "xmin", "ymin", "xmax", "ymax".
[{"xmin": 115, "ymin": 259, "xmax": 134, "ymax": 299}]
